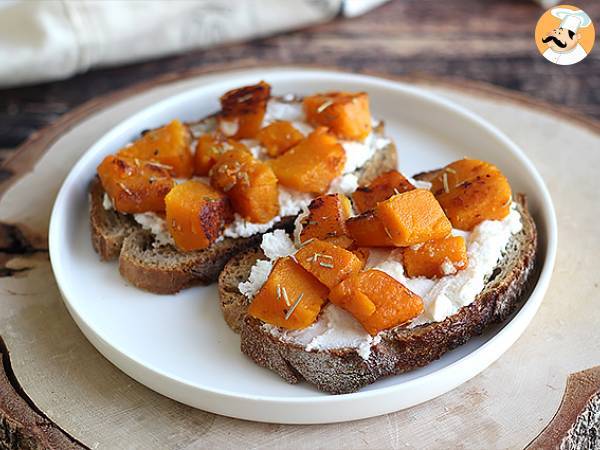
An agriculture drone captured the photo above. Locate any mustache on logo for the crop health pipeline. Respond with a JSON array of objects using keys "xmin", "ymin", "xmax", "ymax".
[{"xmin": 542, "ymin": 35, "xmax": 567, "ymax": 48}]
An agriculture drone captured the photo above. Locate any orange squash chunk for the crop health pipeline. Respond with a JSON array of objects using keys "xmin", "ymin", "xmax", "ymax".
[
  {"xmin": 403, "ymin": 236, "xmax": 468, "ymax": 278},
  {"xmin": 97, "ymin": 155, "xmax": 174, "ymax": 213},
  {"xmin": 329, "ymin": 270, "xmax": 424, "ymax": 335},
  {"xmin": 346, "ymin": 210, "xmax": 394, "ymax": 247},
  {"xmin": 193, "ymin": 132, "xmax": 248, "ymax": 176},
  {"xmin": 248, "ymin": 257, "xmax": 329, "ymax": 330},
  {"xmin": 296, "ymin": 239, "xmax": 364, "ymax": 289},
  {"xmin": 118, "ymin": 120, "xmax": 193, "ymax": 178},
  {"xmin": 420, "ymin": 159, "xmax": 512, "ymax": 231},
  {"xmin": 218, "ymin": 81, "xmax": 271, "ymax": 139},
  {"xmin": 210, "ymin": 148, "xmax": 279, "ymax": 223},
  {"xmin": 256, "ymin": 121, "xmax": 304, "ymax": 157},
  {"xmin": 303, "ymin": 92, "xmax": 372, "ymax": 140},
  {"xmin": 165, "ymin": 181, "xmax": 233, "ymax": 251},
  {"xmin": 269, "ymin": 128, "xmax": 346, "ymax": 194},
  {"xmin": 353, "ymin": 170, "xmax": 415, "ymax": 213},
  {"xmin": 375, "ymin": 189, "xmax": 452, "ymax": 247},
  {"xmin": 299, "ymin": 194, "xmax": 353, "ymax": 247}
]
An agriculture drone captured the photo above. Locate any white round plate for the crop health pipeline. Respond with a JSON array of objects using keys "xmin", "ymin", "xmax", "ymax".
[{"xmin": 49, "ymin": 68, "xmax": 557, "ymax": 424}]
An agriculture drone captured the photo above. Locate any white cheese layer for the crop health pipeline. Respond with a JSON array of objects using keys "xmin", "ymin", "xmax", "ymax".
[
  {"xmin": 264, "ymin": 304, "xmax": 381, "ymax": 360},
  {"xmin": 238, "ymin": 230, "xmax": 296, "ymax": 298},
  {"xmin": 132, "ymin": 212, "xmax": 175, "ymax": 247},
  {"xmin": 222, "ymin": 187, "xmax": 313, "ymax": 239}
]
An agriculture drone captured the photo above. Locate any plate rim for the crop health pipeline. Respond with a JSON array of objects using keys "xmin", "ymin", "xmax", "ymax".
[{"xmin": 48, "ymin": 67, "xmax": 557, "ymax": 421}]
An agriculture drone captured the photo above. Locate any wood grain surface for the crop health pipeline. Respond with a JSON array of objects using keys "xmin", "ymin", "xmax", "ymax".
[
  {"xmin": 0, "ymin": 0, "xmax": 598, "ymax": 152},
  {"xmin": 0, "ymin": 68, "xmax": 598, "ymax": 449}
]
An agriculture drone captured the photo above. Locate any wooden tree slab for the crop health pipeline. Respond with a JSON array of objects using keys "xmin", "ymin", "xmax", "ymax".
[{"xmin": 0, "ymin": 67, "xmax": 599, "ymax": 449}]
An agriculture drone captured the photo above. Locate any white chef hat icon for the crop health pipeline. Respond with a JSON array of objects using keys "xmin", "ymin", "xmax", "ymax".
[{"xmin": 551, "ymin": 8, "xmax": 592, "ymax": 33}]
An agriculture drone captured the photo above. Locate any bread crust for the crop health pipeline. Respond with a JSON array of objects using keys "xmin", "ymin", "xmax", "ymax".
[
  {"xmin": 89, "ymin": 100, "xmax": 397, "ymax": 294},
  {"xmin": 220, "ymin": 194, "xmax": 538, "ymax": 394}
]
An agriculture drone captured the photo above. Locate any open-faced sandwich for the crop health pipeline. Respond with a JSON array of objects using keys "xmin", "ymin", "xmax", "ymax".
[
  {"xmin": 219, "ymin": 159, "xmax": 537, "ymax": 394},
  {"xmin": 90, "ymin": 82, "xmax": 397, "ymax": 293}
]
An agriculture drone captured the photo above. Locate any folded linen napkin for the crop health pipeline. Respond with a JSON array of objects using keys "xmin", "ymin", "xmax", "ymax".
[{"xmin": 0, "ymin": 0, "xmax": 389, "ymax": 88}]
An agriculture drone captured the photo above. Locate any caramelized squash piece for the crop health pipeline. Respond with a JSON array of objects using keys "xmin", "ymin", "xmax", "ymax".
[
  {"xmin": 97, "ymin": 155, "xmax": 174, "ymax": 213},
  {"xmin": 299, "ymin": 194, "xmax": 353, "ymax": 247},
  {"xmin": 165, "ymin": 181, "xmax": 233, "ymax": 251},
  {"xmin": 256, "ymin": 121, "xmax": 304, "ymax": 157},
  {"xmin": 346, "ymin": 210, "xmax": 394, "ymax": 247},
  {"xmin": 118, "ymin": 120, "xmax": 193, "ymax": 178},
  {"xmin": 269, "ymin": 128, "xmax": 346, "ymax": 194},
  {"xmin": 296, "ymin": 239, "xmax": 364, "ymax": 289},
  {"xmin": 352, "ymin": 170, "xmax": 415, "ymax": 213},
  {"xmin": 418, "ymin": 159, "xmax": 512, "ymax": 231},
  {"xmin": 329, "ymin": 270, "xmax": 424, "ymax": 335},
  {"xmin": 193, "ymin": 132, "xmax": 248, "ymax": 176},
  {"xmin": 351, "ymin": 247, "xmax": 371, "ymax": 267},
  {"xmin": 248, "ymin": 257, "xmax": 328, "ymax": 330},
  {"xmin": 303, "ymin": 92, "xmax": 372, "ymax": 140},
  {"xmin": 375, "ymin": 189, "xmax": 452, "ymax": 247},
  {"xmin": 210, "ymin": 148, "xmax": 279, "ymax": 223},
  {"xmin": 403, "ymin": 236, "xmax": 468, "ymax": 278},
  {"xmin": 218, "ymin": 81, "xmax": 271, "ymax": 139}
]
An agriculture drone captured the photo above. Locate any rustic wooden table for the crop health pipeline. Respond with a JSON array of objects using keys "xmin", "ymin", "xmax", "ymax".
[{"xmin": 1, "ymin": 1, "xmax": 599, "ymax": 448}]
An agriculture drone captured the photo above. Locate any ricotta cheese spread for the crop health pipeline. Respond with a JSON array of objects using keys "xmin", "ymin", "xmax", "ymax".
[
  {"xmin": 238, "ymin": 230, "xmax": 296, "ymax": 298},
  {"xmin": 263, "ymin": 304, "xmax": 381, "ymax": 360},
  {"xmin": 132, "ymin": 212, "xmax": 175, "ymax": 247},
  {"xmin": 222, "ymin": 187, "xmax": 313, "ymax": 239}
]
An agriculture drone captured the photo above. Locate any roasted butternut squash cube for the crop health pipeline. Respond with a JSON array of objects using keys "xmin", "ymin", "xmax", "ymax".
[
  {"xmin": 269, "ymin": 128, "xmax": 345, "ymax": 194},
  {"xmin": 352, "ymin": 170, "xmax": 415, "ymax": 213},
  {"xmin": 165, "ymin": 180, "xmax": 233, "ymax": 251},
  {"xmin": 210, "ymin": 148, "xmax": 279, "ymax": 223},
  {"xmin": 218, "ymin": 81, "xmax": 271, "ymax": 139},
  {"xmin": 299, "ymin": 194, "xmax": 353, "ymax": 246},
  {"xmin": 193, "ymin": 132, "xmax": 248, "ymax": 176},
  {"xmin": 248, "ymin": 257, "xmax": 329, "ymax": 330},
  {"xmin": 256, "ymin": 121, "xmax": 304, "ymax": 157},
  {"xmin": 296, "ymin": 239, "xmax": 364, "ymax": 289},
  {"xmin": 97, "ymin": 155, "xmax": 174, "ymax": 213},
  {"xmin": 403, "ymin": 236, "xmax": 468, "ymax": 278},
  {"xmin": 118, "ymin": 120, "xmax": 193, "ymax": 178},
  {"xmin": 329, "ymin": 270, "xmax": 424, "ymax": 335},
  {"xmin": 346, "ymin": 211, "xmax": 394, "ymax": 247},
  {"xmin": 375, "ymin": 189, "xmax": 452, "ymax": 247},
  {"xmin": 303, "ymin": 92, "xmax": 372, "ymax": 140},
  {"xmin": 420, "ymin": 159, "xmax": 512, "ymax": 230},
  {"xmin": 351, "ymin": 247, "xmax": 371, "ymax": 266}
]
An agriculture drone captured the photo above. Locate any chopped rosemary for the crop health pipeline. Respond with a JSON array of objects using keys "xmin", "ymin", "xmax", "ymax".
[
  {"xmin": 317, "ymin": 99, "xmax": 333, "ymax": 113},
  {"xmin": 299, "ymin": 238, "xmax": 315, "ymax": 248},
  {"xmin": 285, "ymin": 292, "xmax": 304, "ymax": 320},
  {"xmin": 117, "ymin": 182, "xmax": 133, "ymax": 195},
  {"xmin": 442, "ymin": 172, "xmax": 450, "ymax": 193},
  {"xmin": 384, "ymin": 226, "xmax": 393, "ymax": 240},
  {"xmin": 281, "ymin": 286, "xmax": 291, "ymax": 306},
  {"xmin": 147, "ymin": 161, "xmax": 173, "ymax": 170}
]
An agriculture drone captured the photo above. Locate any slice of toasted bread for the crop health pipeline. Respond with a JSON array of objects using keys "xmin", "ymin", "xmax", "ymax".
[
  {"xmin": 218, "ymin": 194, "xmax": 537, "ymax": 394},
  {"xmin": 89, "ymin": 101, "xmax": 397, "ymax": 294}
]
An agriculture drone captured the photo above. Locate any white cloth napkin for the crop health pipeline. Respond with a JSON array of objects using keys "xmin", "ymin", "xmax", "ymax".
[{"xmin": 0, "ymin": 0, "xmax": 389, "ymax": 88}]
